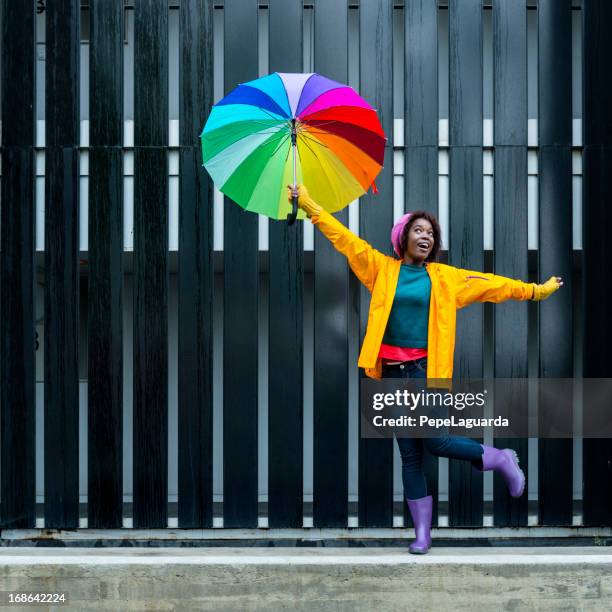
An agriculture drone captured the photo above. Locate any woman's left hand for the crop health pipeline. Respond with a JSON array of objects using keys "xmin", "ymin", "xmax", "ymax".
[{"xmin": 532, "ymin": 276, "xmax": 563, "ymax": 301}]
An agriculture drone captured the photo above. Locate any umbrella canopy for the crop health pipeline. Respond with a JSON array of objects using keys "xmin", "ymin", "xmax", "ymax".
[{"xmin": 200, "ymin": 72, "xmax": 386, "ymax": 220}]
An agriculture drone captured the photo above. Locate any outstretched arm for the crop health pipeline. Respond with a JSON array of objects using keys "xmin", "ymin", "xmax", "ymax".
[
  {"xmin": 287, "ymin": 184, "xmax": 387, "ymax": 293},
  {"xmin": 454, "ymin": 266, "xmax": 563, "ymax": 309}
]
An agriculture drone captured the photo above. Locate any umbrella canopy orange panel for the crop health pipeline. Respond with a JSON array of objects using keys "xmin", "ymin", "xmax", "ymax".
[{"xmin": 200, "ymin": 72, "xmax": 387, "ymax": 220}]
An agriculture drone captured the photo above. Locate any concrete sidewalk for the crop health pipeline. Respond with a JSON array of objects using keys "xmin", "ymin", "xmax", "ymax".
[{"xmin": 0, "ymin": 547, "xmax": 610, "ymax": 610}]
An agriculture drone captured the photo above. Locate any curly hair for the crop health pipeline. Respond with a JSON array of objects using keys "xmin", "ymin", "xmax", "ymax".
[{"xmin": 398, "ymin": 211, "xmax": 442, "ymax": 262}]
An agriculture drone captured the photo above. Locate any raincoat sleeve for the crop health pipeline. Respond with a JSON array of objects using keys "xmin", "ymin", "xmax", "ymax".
[
  {"xmin": 454, "ymin": 266, "xmax": 535, "ymax": 309},
  {"xmin": 311, "ymin": 209, "xmax": 387, "ymax": 293}
]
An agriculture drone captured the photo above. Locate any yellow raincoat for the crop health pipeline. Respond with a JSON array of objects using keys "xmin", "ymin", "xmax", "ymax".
[{"xmin": 311, "ymin": 209, "xmax": 534, "ymax": 382}]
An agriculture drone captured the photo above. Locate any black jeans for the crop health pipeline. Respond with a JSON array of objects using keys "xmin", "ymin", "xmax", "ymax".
[{"xmin": 382, "ymin": 357, "xmax": 484, "ymax": 500}]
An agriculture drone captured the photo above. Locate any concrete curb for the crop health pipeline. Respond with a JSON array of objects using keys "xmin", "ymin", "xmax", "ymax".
[{"xmin": 0, "ymin": 547, "xmax": 611, "ymax": 610}]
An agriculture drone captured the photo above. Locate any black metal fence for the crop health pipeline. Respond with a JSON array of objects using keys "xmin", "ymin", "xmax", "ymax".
[{"xmin": 1, "ymin": 0, "xmax": 611, "ymax": 531}]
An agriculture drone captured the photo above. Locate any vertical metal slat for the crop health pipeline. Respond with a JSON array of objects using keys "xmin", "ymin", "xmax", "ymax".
[
  {"xmin": 178, "ymin": 0, "xmax": 215, "ymax": 528},
  {"xmin": 448, "ymin": 0, "xmax": 484, "ymax": 528},
  {"xmin": 404, "ymin": 0, "xmax": 438, "ymax": 217},
  {"xmin": 312, "ymin": 0, "xmax": 349, "ymax": 528},
  {"xmin": 1, "ymin": 0, "xmax": 36, "ymax": 530},
  {"xmin": 491, "ymin": 0, "xmax": 529, "ymax": 528},
  {"xmin": 537, "ymin": 0, "xmax": 574, "ymax": 527},
  {"xmin": 222, "ymin": 0, "xmax": 259, "ymax": 528},
  {"xmin": 133, "ymin": 0, "xmax": 169, "ymax": 528},
  {"xmin": 88, "ymin": 0, "xmax": 124, "ymax": 529},
  {"xmin": 582, "ymin": 0, "xmax": 612, "ymax": 527},
  {"xmin": 44, "ymin": 0, "xmax": 80, "ymax": 528},
  {"xmin": 267, "ymin": 0, "xmax": 304, "ymax": 528},
  {"xmin": 358, "ymin": 0, "xmax": 395, "ymax": 528}
]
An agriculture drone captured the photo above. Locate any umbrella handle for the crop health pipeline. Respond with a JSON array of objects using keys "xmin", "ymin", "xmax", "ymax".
[
  {"xmin": 287, "ymin": 195, "xmax": 298, "ymax": 225},
  {"xmin": 287, "ymin": 127, "xmax": 299, "ymax": 225}
]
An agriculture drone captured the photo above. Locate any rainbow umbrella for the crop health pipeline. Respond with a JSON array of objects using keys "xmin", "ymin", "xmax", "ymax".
[{"xmin": 200, "ymin": 72, "xmax": 386, "ymax": 223}]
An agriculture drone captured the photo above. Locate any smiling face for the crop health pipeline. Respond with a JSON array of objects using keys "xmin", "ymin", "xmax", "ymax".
[{"xmin": 403, "ymin": 217, "xmax": 434, "ymax": 265}]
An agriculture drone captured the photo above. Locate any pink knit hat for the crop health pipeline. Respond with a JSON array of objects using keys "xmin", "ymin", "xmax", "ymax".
[{"xmin": 390, "ymin": 212, "xmax": 413, "ymax": 258}]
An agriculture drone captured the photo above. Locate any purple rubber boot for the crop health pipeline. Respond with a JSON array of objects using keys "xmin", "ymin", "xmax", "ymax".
[
  {"xmin": 474, "ymin": 444, "xmax": 525, "ymax": 498},
  {"xmin": 406, "ymin": 494, "xmax": 433, "ymax": 554}
]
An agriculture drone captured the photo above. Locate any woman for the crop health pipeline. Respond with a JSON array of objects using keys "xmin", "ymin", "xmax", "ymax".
[{"xmin": 288, "ymin": 183, "xmax": 562, "ymax": 554}]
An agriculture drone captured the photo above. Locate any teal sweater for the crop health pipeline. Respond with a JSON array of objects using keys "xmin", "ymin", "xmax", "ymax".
[{"xmin": 381, "ymin": 263, "xmax": 431, "ymax": 347}]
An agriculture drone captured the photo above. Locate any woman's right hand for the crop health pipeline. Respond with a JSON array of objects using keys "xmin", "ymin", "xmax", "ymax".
[{"xmin": 286, "ymin": 183, "xmax": 323, "ymax": 219}]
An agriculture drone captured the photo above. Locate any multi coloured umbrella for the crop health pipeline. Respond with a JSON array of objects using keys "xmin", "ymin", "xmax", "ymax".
[{"xmin": 200, "ymin": 72, "xmax": 386, "ymax": 223}]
